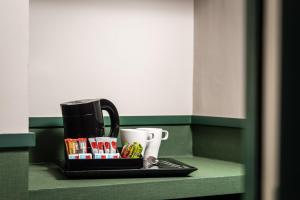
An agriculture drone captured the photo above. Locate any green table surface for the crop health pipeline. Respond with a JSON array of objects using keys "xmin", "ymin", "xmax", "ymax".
[{"xmin": 29, "ymin": 156, "xmax": 244, "ymax": 200}]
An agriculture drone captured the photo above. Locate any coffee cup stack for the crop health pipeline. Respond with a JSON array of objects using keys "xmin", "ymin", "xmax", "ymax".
[{"xmin": 119, "ymin": 128, "xmax": 169, "ymax": 160}]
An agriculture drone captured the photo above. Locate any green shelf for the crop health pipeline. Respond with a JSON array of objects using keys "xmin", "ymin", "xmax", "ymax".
[{"xmin": 29, "ymin": 156, "xmax": 244, "ymax": 200}]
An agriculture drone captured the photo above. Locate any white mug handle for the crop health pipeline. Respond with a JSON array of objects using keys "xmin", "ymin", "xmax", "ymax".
[
  {"xmin": 162, "ymin": 130, "xmax": 169, "ymax": 140},
  {"xmin": 146, "ymin": 133, "xmax": 155, "ymax": 143}
]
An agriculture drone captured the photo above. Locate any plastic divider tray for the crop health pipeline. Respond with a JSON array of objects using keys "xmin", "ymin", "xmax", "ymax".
[{"xmin": 64, "ymin": 157, "xmax": 143, "ymax": 171}]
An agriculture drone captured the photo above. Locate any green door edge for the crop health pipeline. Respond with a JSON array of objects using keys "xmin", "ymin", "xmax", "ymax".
[{"xmin": 244, "ymin": 0, "xmax": 263, "ymax": 199}]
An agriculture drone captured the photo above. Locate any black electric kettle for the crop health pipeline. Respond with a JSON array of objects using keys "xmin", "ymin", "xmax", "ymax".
[{"xmin": 60, "ymin": 99, "xmax": 120, "ymax": 139}]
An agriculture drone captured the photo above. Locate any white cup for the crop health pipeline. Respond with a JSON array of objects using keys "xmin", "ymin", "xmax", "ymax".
[
  {"xmin": 137, "ymin": 128, "xmax": 169, "ymax": 159},
  {"xmin": 120, "ymin": 129, "xmax": 155, "ymax": 156}
]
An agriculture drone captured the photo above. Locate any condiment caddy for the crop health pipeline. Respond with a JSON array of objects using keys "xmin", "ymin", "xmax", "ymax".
[{"xmin": 63, "ymin": 136, "xmax": 143, "ymax": 170}]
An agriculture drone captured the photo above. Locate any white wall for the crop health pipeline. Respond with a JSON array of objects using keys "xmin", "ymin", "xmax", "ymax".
[
  {"xmin": 193, "ymin": 0, "xmax": 245, "ymax": 118},
  {"xmin": 0, "ymin": 0, "xmax": 29, "ymax": 133},
  {"xmin": 29, "ymin": 0, "xmax": 194, "ymax": 117}
]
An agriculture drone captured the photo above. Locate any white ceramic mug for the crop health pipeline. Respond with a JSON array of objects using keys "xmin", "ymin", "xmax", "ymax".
[
  {"xmin": 120, "ymin": 129, "xmax": 155, "ymax": 156},
  {"xmin": 137, "ymin": 128, "xmax": 169, "ymax": 159}
]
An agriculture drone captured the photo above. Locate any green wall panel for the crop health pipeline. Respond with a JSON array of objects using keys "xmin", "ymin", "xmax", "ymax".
[
  {"xmin": 0, "ymin": 133, "xmax": 35, "ymax": 148},
  {"xmin": 192, "ymin": 125, "xmax": 243, "ymax": 163},
  {"xmin": 0, "ymin": 149, "xmax": 29, "ymax": 200},
  {"xmin": 29, "ymin": 128, "xmax": 64, "ymax": 163},
  {"xmin": 29, "ymin": 125, "xmax": 193, "ymax": 163},
  {"xmin": 29, "ymin": 125, "xmax": 242, "ymax": 164}
]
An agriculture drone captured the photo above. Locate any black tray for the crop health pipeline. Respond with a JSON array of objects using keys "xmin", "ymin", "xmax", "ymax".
[{"xmin": 58, "ymin": 158, "xmax": 197, "ymax": 178}]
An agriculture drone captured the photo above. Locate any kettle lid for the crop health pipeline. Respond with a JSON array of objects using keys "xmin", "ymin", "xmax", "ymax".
[{"xmin": 60, "ymin": 99, "xmax": 101, "ymax": 117}]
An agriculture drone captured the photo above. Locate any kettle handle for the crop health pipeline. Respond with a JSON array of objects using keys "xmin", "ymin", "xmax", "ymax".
[{"xmin": 100, "ymin": 99, "xmax": 120, "ymax": 138}]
